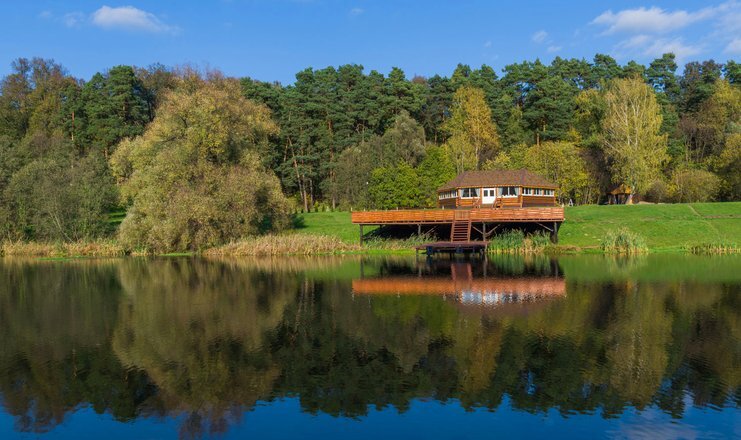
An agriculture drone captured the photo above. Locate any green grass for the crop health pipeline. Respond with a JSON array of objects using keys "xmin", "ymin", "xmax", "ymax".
[
  {"xmin": 559, "ymin": 202, "xmax": 741, "ymax": 251},
  {"xmin": 295, "ymin": 203, "xmax": 741, "ymax": 252},
  {"xmin": 294, "ymin": 211, "xmax": 372, "ymax": 243}
]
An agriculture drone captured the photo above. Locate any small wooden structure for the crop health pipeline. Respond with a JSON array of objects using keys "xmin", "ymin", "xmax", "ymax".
[
  {"xmin": 607, "ymin": 184, "xmax": 634, "ymax": 205},
  {"xmin": 437, "ymin": 169, "xmax": 558, "ymax": 209}
]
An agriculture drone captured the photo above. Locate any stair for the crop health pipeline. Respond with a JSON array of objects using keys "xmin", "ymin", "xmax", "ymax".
[{"xmin": 450, "ymin": 211, "xmax": 471, "ymax": 242}]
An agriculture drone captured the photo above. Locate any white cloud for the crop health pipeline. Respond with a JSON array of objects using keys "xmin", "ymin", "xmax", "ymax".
[
  {"xmin": 483, "ymin": 40, "xmax": 492, "ymax": 48},
  {"xmin": 547, "ymin": 45, "xmax": 562, "ymax": 53},
  {"xmin": 531, "ymin": 30, "xmax": 548, "ymax": 43},
  {"xmin": 39, "ymin": 10, "xmax": 52, "ymax": 19},
  {"xmin": 62, "ymin": 12, "xmax": 85, "ymax": 28},
  {"xmin": 725, "ymin": 38, "xmax": 741, "ymax": 53},
  {"xmin": 91, "ymin": 6, "xmax": 178, "ymax": 33},
  {"xmin": 591, "ymin": 3, "xmax": 731, "ymax": 35},
  {"xmin": 349, "ymin": 7, "xmax": 364, "ymax": 16},
  {"xmin": 616, "ymin": 36, "xmax": 703, "ymax": 64},
  {"xmin": 592, "ymin": 6, "xmax": 716, "ymax": 34}
]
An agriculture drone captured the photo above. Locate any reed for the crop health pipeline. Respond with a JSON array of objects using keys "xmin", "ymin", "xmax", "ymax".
[
  {"xmin": 488, "ymin": 230, "xmax": 550, "ymax": 254},
  {"xmin": 685, "ymin": 242, "xmax": 739, "ymax": 255},
  {"xmin": 600, "ymin": 228, "xmax": 648, "ymax": 254},
  {"xmin": 203, "ymin": 233, "xmax": 360, "ymax": 256},
  {"xmin": 1, "ymin": 240, "xmax": 126, "ymax": 258}
]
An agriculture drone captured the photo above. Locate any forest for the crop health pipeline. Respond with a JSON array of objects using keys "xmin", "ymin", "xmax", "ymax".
[{"xmin": 0, "ymin": 54, "xmax": 738, "ymax": 251}]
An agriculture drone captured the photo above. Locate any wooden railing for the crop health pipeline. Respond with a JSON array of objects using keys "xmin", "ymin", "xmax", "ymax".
[{"xmin": 351, "ymin": 207, "xmax": 564, "ymax": 224}]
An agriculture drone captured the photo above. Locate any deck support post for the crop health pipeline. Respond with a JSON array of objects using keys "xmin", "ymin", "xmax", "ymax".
[
  {"xmin": 482, "ymin": 223, "xmax": 486, "ymax": 239},
  {"xmin": 551, "ymin": 221, "xmax": 559, "ymax": 243},
  {"xmin": 359, "ymin": 224, "xmax": 364, "ymax": 245},
  {"xmin": 417, "ymin": 223, "xmax": 422, "ymax": 237}
]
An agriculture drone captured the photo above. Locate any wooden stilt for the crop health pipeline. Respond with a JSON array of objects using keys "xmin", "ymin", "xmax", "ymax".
[{"xmin": 359, "ymin": 224, "xmax": 364, "ymax": 245}]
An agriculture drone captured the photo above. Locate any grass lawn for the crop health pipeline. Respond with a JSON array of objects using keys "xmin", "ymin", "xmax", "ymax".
[
  {"xmin": 559, "ymin": 202, "xmax": 741, "ymax": 250},
  {"xmin": 294, "ymin": 211, "xmax": 368, "ymax": 243},
  {"xmin": 295, "ymin": 202, "xmax": 741, "ymax": 251}
]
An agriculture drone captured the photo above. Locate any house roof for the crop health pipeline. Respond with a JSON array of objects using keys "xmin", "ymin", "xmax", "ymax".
[{"xmin": 437, "ymin": 169, "xmax": 558, "ymax": 191}]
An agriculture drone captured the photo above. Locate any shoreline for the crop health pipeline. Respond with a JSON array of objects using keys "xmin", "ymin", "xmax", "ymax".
[{"xmin": 1, "ymin": 239, "xmax": 737, "ymax": 259}]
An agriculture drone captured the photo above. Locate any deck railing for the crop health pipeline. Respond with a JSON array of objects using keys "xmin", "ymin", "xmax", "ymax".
[{"xmin": 351, "ymin": 207, "xmax": 564, "ymax": 224}]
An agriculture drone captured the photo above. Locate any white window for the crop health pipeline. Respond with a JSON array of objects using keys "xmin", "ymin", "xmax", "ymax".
[
  {"xmin": 460, "ymin": 188, "xmax": 480, "ymax": 198},
  {"xmin": 523, "ymin": 188, "xmax": 533, "ymax": 195},
  {"xmin": 500, "ymin": 186, "xmax": 519, "ymax": 197}
]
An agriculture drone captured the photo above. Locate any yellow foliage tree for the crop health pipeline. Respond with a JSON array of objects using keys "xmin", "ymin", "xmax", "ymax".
[
  {"xmin": 602, "ymin": 78, "xmax": 668, "ymax": 201},
  {"xmin": 443, "ymin": 86, "xmax": 500, "ymax": 172}
]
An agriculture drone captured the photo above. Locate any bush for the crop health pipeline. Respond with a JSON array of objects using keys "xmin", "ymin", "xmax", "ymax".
[
  {"xmin": 601, "ymin": 228, "xmax": 647, "ymax": 254},
  {"xmin": 669, "ymin": 168, "xmax": 720, "ymax": 203},
  {"xmin": 643, "ymin": 180, "xmax": 669, "ymax": 203}
]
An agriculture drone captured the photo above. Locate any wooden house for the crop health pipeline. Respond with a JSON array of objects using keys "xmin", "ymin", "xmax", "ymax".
[{"xmin": 437, "ymin": 169, "xmax": 558, "ymax": 209}]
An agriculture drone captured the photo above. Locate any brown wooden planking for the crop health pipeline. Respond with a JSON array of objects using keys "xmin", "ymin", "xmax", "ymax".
[{"xmin": 351, "ymin": 207, "xmax": 564, "ymax": 224}]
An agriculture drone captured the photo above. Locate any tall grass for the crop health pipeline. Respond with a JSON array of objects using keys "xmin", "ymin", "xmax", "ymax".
[
  {"xmin": 685, "ymin": 242, "xmax": 739, "ymax": 255},
  {"xmin": 600, "ymin": 228, "xmax": 647, "ymax": 254},
  {"xmin": 203, "ymin": 233, "xmax": 360, "ymax": 256},
  {"xmin": 364, "ymin": 232, "xmax": 433, "ymax": 251},
  {"xmin": 488, "ymin": 230, "xmax": 551, "ymax": 254},
  {"xmin": 1, "ymin": 240, "xmax": 126, "ymax": 258}
]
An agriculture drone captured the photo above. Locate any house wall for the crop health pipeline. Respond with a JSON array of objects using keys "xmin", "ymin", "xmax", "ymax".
[{"xmin": 437, "ymin": 187, "xmax": 557, "ymax": 208}]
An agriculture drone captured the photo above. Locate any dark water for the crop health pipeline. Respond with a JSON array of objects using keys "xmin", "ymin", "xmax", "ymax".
[{"xmin": 0, "ymin": 254, "xmax": 738, "ymax": 439}]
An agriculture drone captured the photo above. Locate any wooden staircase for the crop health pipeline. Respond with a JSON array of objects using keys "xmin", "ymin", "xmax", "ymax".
[{"xmin": 450, "ymin": 210, "xmax": 472, "ymax": 242}]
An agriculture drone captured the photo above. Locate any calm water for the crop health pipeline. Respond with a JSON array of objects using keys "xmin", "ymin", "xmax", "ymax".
[{"xmin": 0, "ymin": 254, "xmax": 738, "ymax": 439}]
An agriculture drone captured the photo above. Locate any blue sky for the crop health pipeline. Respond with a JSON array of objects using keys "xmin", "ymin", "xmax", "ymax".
[{"xmin": 1, "ymin": 1, "xmax": 739, "ymax": 84}]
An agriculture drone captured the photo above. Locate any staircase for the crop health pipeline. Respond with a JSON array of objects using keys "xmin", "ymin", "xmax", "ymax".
[{"xmin": 450, "ymin": 210, "xmax": 472, "ymax": 242}]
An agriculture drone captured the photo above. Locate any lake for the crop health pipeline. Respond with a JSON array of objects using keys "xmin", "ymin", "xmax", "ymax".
[{"xmin": 0, "ymin": 254, "xmax": 738, "ymax": 439}]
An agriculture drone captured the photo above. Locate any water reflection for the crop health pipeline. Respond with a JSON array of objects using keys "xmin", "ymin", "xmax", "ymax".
[{"xmin": 0, "ymin": 255, "xmax": 738, "ymax": 438}]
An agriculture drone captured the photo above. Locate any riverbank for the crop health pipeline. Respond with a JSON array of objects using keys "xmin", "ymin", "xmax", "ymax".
[
  {"xmin": 293, "ymin": 202, "xmax": 739, "ymax": 253},
  {"xmin": 1, "ymin": 202, "xmax": 738, "ymax": 258}
]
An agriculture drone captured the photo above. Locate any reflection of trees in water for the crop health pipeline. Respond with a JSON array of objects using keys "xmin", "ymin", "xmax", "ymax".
[
  {"xmin": 0, "ymin": 259, "xmax": 153, "ymax": 432},
  {"xmin": 0, "ymin": 257, "xmax": 737, "ymax": 437},
  {"xmin": 112, "ymin": 258, "xmax": 297, "ymax": 439}
]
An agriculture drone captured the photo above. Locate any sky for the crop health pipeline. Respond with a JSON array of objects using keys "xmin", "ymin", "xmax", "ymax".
[{"xmin": 1, "ymin": 1, "xmax": 740, "ymax": 84}]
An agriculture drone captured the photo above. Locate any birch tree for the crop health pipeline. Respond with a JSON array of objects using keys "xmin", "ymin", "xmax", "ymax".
[
  {"xmin": 443, "ymin": 86, "xmax": 499, "ymax": 171},
  {"xmin": 602, "ymin": 78, "xmax": 668, "ymax": 201}
]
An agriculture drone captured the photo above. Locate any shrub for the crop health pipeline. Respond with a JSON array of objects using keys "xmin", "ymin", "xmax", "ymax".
[
  {"xmin": 669, "ymin": 168, "xmax": 721, "ymax": 203},
  {"xmin": 601, "ymin": 228, "xmax": 647, "ymax": 254}
]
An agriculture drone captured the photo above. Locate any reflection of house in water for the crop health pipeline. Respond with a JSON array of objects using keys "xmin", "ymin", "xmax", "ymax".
[{"xmin": 353, "ymin": 261, "xmax": 565, "ymax": 315}]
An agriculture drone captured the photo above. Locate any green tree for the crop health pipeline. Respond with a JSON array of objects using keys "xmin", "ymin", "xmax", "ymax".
[
  {"xmin": 78, "ymin": 66, "xmax": 151, "ymax": 158},
  {"xmin": 367, "ymin": 162, "xmax": 421, "ymax": 209},
  {"xmin": 416, "ymin": 146, "xmax": 456, "ymax": 207},
  {"xmin": 602, "ymin": 78, "xmax": 668, "ymax": 200},
  {"xmin": 110, "ymin": 74, "xmax": 290, "ymax": 252}
]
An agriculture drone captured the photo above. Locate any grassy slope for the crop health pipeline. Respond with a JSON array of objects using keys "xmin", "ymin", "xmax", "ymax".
[
  {"xmin": 559, "ymin": 202, "xmax": 740, "ymax": 250},
  {"xmin": 296, "ymin": 202, "xmax": 741, "ymax": 251},
  {"xmin": 295, "ymin": 211, "xmax": 366, "ymax": 243}
]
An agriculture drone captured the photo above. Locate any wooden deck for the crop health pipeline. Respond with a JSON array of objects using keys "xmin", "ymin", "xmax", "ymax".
[{"xmin": 351, "ymin": 207, "xmax": 565, "ymax": 225}]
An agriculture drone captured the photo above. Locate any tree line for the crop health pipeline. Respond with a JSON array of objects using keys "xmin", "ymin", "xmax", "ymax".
[{"xmin": 0, "ymin": 54, "xmax": 738, "ymax": 250}]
